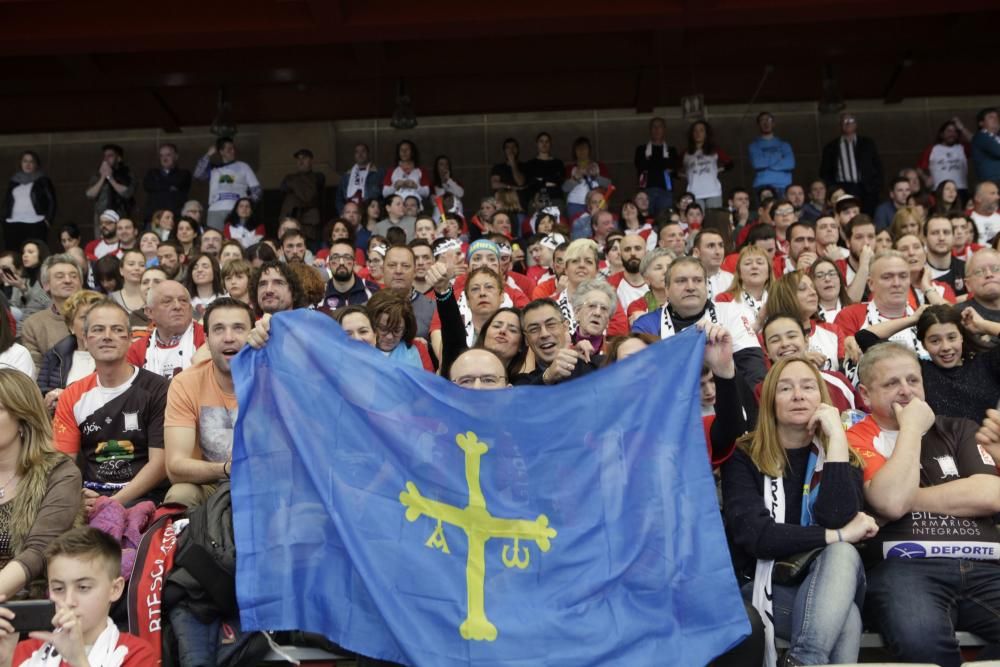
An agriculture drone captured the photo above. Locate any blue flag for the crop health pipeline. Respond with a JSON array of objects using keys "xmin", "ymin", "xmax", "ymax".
[{"xmin": 231, "ymin": 310, "xmax": 749, "ymax": 666}]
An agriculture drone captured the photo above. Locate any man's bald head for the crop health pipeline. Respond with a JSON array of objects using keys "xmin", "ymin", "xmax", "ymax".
[{"xmin": 449, "ymin": 348, "xmax": 508, "ymax": 390}]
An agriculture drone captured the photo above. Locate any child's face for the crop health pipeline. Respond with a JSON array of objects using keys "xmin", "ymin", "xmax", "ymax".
[{"xmin": 47, "ymin": 555, "xmax": 124, "ymax": 644}]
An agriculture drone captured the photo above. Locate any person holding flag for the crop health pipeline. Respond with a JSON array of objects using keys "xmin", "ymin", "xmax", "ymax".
[{"xmin": 230, "ymin": 309, "xmax": 750, "ymax": 666}]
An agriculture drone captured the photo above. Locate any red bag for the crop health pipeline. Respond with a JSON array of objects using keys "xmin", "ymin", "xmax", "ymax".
[{"xmin": 127, "ymin": 505, "xmax": 186, "ymax": 666}]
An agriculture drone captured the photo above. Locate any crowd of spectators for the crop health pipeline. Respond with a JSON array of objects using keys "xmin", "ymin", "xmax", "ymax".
[{"xmin": 0, "ymin": 106, "xmax": 998, "ymax": 665}]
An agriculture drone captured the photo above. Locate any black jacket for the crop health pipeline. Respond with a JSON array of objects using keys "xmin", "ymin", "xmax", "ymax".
[
  {"xmin": 4, "ymin": 176, "xmax": 56, "ymax": 222},
  {"xmin": 142, "ymin": 167, "xmax": 192, "ymax": 221},
  {"xmin": 37, "ymin": 334, "xmax": 77, "ymax": 395},
  {"xmin": 819, "ymin": 135, "xmax": 883, "ymax": 193},
  {"xmin": 512, "ymin": 358, "xmax": 594, "ymax": 385}
]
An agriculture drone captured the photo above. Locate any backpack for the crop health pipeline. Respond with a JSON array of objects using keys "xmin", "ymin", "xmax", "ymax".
[{"xmin": 167, "ymin": 481, "xmax": 238, "ymax": 621}]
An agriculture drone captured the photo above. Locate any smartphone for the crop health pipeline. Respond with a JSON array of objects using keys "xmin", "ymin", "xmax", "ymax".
[{"xmin": 1, "ymin": 600, "xmax": 55, "ymax": 633}]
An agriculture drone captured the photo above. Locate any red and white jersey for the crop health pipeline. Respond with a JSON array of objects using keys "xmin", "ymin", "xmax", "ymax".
[
  {"xmin": 382, "ymin": 164, "xmax": 431, "ymax": 202},
  {"xmin": 808, "ymin": 320, "xmax": 845, "ymax": 372},
  {"xmin": 706, "ymin": 270, "xmax": 734, "ymax": 299},
  {"xmin": 85, "ymin": 238, "xmax": 119, "ymax": 261},
  {"xmin": 607, "ymin": 272, "xmax": 649, "ymax": 310},
  {"xmin": 953, "ymin": 243, "xmax": 984, "ymax": 263}
]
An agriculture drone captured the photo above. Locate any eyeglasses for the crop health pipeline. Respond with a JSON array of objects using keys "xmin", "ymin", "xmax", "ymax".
[
  {"xmin": 328, "ymin": 254, "xmax": 354, "ymax": 264},
  {"xmin": 774, "ymin": 208, "xmax": 795, "ymax": 216},
  {"xmin": 579, "ymin": 301, "xmax": 611, "ymax": 314},
  {"xmin": 969, "ymin": 264, "xmax": 1000, "ymax": 278},
  {"xmin": 524, "ymin": 318, "xmax": 564, "ymax": 337},
  {"xmin": 813, "ymin": 270, "xmax": 839, "ymax": 281},
  {"xmin": 376, "ymin": 323, "xmax": 405, "ymax": 337},
  {"xmin": 453, "ymin": 374, "xmax": 506, "ymax": 388}
]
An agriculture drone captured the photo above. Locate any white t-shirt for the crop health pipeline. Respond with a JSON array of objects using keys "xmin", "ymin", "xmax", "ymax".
[
  {"xmin": 971, "ymin": 211, "xmax": 1000, "ymax": 245},
  {"xmin": 0, "ymin": 344, "xmax": 35, "ymax": 378},
  {"xmin": 66, "ymin": 350, "xmax": 95, "ymax": 386},
  {"xmin": 682, "ymin": 150, "xmax": 725, "ymax": 199},
  {"xmin": 926, "ymin": 143, "xmax": 968, "ymax": 189},
  {"xmin": 706, "ymin": 270, "xmax": 735, "ymax": 299},
  {"xmin": 7, "ymin": 184, "xmax": 44, "ymax": 223},
  {"xmin": 207, "ymin": 161, "xmax": 261, "ymax": 212}
]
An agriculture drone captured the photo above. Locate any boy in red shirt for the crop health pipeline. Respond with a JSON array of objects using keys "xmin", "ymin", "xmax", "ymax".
[{"xmin": 0, "ymin": 527, "xmax": 154, "ymax": 666}]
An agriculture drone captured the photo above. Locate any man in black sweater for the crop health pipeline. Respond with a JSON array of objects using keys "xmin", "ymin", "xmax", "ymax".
[
  {"xmin": 512, "ymin": 299, "xmax": 594, "ymax": 386},
  {"xmin": 142, "ymin": 143, "xmax": 191, "ymax": 222}
]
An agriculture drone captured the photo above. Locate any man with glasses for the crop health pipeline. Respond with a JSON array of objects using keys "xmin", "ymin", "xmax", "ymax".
[
  {"xmin": 770, "ymin": 198, "xmax": 796, "ymax": 258},
  {"xmin": 449, "ymin": 348, "xmax": 510, "ymax": 390},
  {"xmin": 513, "ymin": 299, "xmax": 594, "ymax": 386},
  {"xmin": 321, "ymin": 240, "xmax": 379, "ymax": 310},
  {"xmin": 958, "ymin": 249, "xmax": 1000, "ymax": 324},
  {"xmin": 820, "ymin": 112, "xmax": 884, "ymax": 215}
]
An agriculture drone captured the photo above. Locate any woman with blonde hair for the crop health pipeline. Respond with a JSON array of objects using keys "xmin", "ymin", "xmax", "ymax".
[
  {"xmin": 767, "ymin": 271, "xmax": 846, "ymax": 371},
  {"xmin": 721, "ymin": 357, "xmax": 875, "ymax": 666},
  {"xmin": 555, "ymin": 239, "xmax": 628, "ymax": 337},
  {"xmin": 715, "ymin": 245, "xmax": 772, "ymax": 318},
  {"xmin": 888, "ymin": 206, "xmax": 922, "ymax": 243},
  {"xmin": 37, "ymin": 290, "xmax": 103, "ymax": 410},
  {"xmin": 0, "ymin": 368, "xmax": 82, "ymax": 598},
  {"xmin": 149, "ymin": 209, "xmax": 175, "ymax": 241}
]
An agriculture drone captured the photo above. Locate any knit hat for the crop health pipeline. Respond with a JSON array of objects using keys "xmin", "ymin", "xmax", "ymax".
[
  {"xmin": 467, "ymin": 239, "xmax": 500, "ymax": 262},
  {"xmin": 99, "ymin": 209, "xmax": 121, "ymax": 223}
]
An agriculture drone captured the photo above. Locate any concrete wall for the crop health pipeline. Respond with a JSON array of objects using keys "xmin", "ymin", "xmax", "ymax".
[{"xmin": 0, "ymin": 94, "xmax": 995, "ymax": 247}]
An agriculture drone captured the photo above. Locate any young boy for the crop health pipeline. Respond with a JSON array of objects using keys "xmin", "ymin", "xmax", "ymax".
[{"xmin": 0, "ymin": 527, "xmax": 154, "ymax": 666}]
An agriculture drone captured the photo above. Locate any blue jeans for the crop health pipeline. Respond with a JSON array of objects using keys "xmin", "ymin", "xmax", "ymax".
[
  {"xmin": 745, "ymin": 542, "xmax": 865, "ymax": 664},
  {"xmin": 645, "ymin": 187, "xmax": 673, "ymax": 216},
  {"xmin": 866, "ymin": 557, "xmax": 1000, "ymax": 667}
]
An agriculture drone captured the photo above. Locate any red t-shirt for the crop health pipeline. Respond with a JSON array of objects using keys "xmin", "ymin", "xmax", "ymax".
[{"xmin": 13, "ymin": 632, "xmax": 155, "ymax": 666}]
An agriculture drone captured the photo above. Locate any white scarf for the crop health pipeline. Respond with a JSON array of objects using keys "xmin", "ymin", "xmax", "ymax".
[
  {"xmin": 644, "ymin": 142, "xmax": 669, "ymax": 159},
  {"xmin": 557, "ymin": 290, "xmax": 577, "ymax": 335},
  {"xmin": 24, "ymin": 618, "xmax": 127, "ymax": 667},
  {"xmin": 660, "ymin": 301, "xmax": 718, "ymax": 340},
  {"xmin": 347, "ymin": 164, "xmax": 370, "ymax": 199},
  {"xmin": 457, "ymin": 290, "xmax": 514, "ymax": 347},
  {"xmin": 145, "ymin": 322, "xmax": 197, "ymax": 379},
  {"xmin": 751, "ymin": 444, "xmax": 826, "ymax": 667}
]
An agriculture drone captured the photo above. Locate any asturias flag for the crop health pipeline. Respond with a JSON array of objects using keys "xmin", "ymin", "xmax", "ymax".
[{"xmin": 231, "ymin": 310, "xmax": 748, "ymax": 666}]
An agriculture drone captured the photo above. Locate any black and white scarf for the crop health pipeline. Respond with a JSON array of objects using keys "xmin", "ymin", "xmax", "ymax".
[
  {"xmin": 741, "ymin": 290, "xmax": 767, "ymax": 316},
  {"xmin": 843, "ymin": 301, "xmax": 926, "ymax": 384},
  {"xmin": 557, "ymin": 290, "xmax": 577, "ymax": 335},
  {"xmin": 457, "ymin": 291, "xmax": 514, "ymax": 347},
  {"xmin": 752, "ymin": 444, "xmax": 826, "ymax": 667},
  {"xmin": 660, "ymin": 301, "xmax": 718, "ymax": 340}
]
